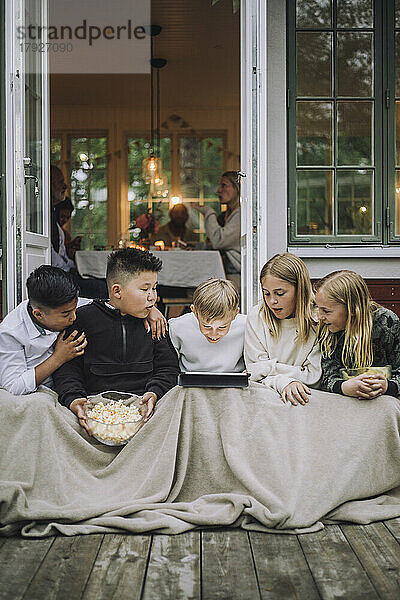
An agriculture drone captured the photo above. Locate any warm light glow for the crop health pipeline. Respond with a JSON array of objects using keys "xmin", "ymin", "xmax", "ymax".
[
  {"xmin": 170, "ymin": 196, "xmax": 181, "ymax": 206},
  {"xmin": 79, "ymin": 153, "xmax": 88, "ymax": 162},
  {"xmin": 142, "ymin": 154, "xmax": 163, "ymax": 184},
  {"xmin": 359, "ymin": 206, "xmax": 367, "ymax": 213},
  {"xmin": 154, "ymin": 240, "xmax": 165, "ymax": 251}
]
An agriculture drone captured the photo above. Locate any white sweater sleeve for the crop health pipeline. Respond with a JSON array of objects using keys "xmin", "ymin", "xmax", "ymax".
[
  {"xmin": 244, "ymin": 307, "xmax": 276, "ymax": 380},
  {"xmin": 199, "ymin": 207, "xmax": 240, "ymax": 252},
  {"xmin": 261, "ymin": 343, "xmax": 322, "ymax": 394},
  {"xmin": 244, "ymin": 305, "xmax": 322, "ymax": 395},
  {"xmin": 167, "ymin": 318, "xmax": 181, "ymax": 358}
]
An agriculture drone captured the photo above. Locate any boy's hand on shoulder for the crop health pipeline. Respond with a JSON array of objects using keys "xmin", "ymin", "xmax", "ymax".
[
  {"xmin": 144, "ymin": 306, "xmax": 167, "ymax": 340},
  {"xmin": 69, "ymin": 397, "xmax": 91, "ymax": 434},
  {"xmin": 140, "ymin": 392, "xmax": 157, "ymax": 422},
  {"xmin": 53, "ymin": 330, "xmax": 87, "ymax": 366}
]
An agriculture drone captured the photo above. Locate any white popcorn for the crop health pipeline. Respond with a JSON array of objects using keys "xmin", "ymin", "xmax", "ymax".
[{"xmin": 86, "ymin": 400, "xmax": 144, "ymax": 445}]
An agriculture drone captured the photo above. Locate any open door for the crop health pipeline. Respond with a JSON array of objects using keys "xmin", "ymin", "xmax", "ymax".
[{"xmin": 4, "ymin": 0, "xmax": 50, "ymax": 312}]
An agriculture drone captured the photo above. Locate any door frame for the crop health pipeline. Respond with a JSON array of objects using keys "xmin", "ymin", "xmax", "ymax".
[{"xmin": 4, "ymin": 0, "xmax": 50, "ymax": 313}]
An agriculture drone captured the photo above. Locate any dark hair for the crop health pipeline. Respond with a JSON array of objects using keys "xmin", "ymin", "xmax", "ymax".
[
  {"xmin": 106, "ymin": 248, "xmax": 162, "ymax": 288},
  {"xmin": 26, "ymin": 265, "xmax": 79, "ymax": 308},
  {"xmin": 55, "ymin": 197, "xmax": 74, "ymax": 216},
  {"xmin": 221, "ymin": 171, "xmax": 241, "ymax": 198}
]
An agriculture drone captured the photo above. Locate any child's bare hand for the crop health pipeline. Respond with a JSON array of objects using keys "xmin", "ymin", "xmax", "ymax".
[
  {"xmin": 140, "ymin": 392, "xmax": 157, "ymax": 422},
  {"xmin": 361, "ymin": 374, "xmax": 388, "ymax": 398},
  {"xmin": 282, "ymin": 381, "xmax": 311, "ymax": 406},
  {"xmin": 341, "ymin": 374, "xmax": 380, "ymax": 399},
  {"xmin": 144, "ymin": 307, "xmax": 167, "ymax": 340},
  {"xmin": 69, "ymin": 397, "xmax": 91, "ymax": 434},
  {"xmin": 54, "ymin": 330, "xmax": 87, "ymax": 364}
]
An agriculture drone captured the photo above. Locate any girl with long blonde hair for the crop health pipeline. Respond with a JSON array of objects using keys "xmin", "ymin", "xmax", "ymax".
[
  {"xmin": 314, "ymin": 270, "xmax": 400, "ymax": 399},
  {"xmin": 244, "ymin": 253, "xmax": 321, "ymax": 406}
]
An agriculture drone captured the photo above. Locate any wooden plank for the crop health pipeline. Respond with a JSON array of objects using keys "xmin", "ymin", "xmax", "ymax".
[
  {"xmin": 201, "ymin": 530, "xmax": 260, "ymax": 600},
  {"xmin": 385, "ymin": 517, "xmax": 400, "ymax": 543},
  {"xmin": 0, "ymin": 537, "xmax": 54, "ymax": 600},
  {"xmin": 299, "ymin": 525, "xmax": 379, "ymax": 600},
  {"xmin": 249, "ymin": 532, "xmax": 320, "ymax": 600},
  {"xmin": 142, "ymin": 532, "xmax": 200, "ymax": 600},
  {"xmin": 83, "ymin": 534, "xmax": 151, "ymax": 600},
  {"xmin": 23, "ymin": 534, "xmax": 103, "ymax": 600},
  {"xmin": 341, "ymin": 523, "xmax": 400, "ymax": 600}
]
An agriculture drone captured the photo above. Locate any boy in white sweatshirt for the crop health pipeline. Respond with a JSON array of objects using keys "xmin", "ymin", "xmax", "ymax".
[{"xmin": 168, "ymin": 278, "xmax": 246, "ymax": 372}]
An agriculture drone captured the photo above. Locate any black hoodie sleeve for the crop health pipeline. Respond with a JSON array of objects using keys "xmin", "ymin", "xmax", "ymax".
[
  {"xmin": 53, "ymin": 354, "xmax": 88, "ymax": 408},
  {"xmin": 145, "ymin": 333, "xmax": 180, "ymax": 399},
  {"xmin": 52, "ymin": 315, "xmax": 88, "ymax": 408}
]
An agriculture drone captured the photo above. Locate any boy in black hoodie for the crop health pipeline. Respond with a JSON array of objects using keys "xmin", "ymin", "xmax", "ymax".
[{"xmin": 53, "ymin": 248, "xmax": 179, "ymax": 432}]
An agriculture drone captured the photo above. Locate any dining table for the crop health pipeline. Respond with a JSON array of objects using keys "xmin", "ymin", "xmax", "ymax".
[{"xmin": 75, "ymin": 249, "xmax": 226, "ymax": 288}]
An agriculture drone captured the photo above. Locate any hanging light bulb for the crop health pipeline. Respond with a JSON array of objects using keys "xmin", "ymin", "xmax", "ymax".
[
  {"xmin": 142, "ymin": 28, "xmax": 168, "ymax": 188},
  {"xmin": 142, "ymin": 153, "xmax": 163, "ymax": 183}
]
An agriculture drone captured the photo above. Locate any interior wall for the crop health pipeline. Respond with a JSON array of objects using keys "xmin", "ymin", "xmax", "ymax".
[{"xmin": 50, "ymin": 0, "xmax": 240, "ymax": 247}]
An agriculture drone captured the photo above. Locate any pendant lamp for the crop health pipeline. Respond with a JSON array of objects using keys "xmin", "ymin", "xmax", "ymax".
[{"xmin": 142, "ymin": 26, "xmax": 168, "ymax": 196}]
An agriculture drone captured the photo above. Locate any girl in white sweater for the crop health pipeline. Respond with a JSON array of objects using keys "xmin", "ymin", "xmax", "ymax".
[{"xmin": 244, "ymin": 253, "xmax": 321, "ymax": 406}]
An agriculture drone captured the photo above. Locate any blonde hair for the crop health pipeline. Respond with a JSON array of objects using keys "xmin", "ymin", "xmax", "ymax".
[
  {"xmin": 259, "ymin": 253, "xmax": 314, "ymax": 343},
  {"xmin": 192, "ymin": 278, "xmax": 239, "ymax": 321},
  {"xmin": 315, "ymin": 270, "xmax": 376, "ymax": 368}
]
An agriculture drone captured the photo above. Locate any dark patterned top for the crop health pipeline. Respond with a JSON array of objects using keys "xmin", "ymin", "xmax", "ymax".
[{"xmin": 321, "ymin": 306, "xmax": 400, "ymax": 397}]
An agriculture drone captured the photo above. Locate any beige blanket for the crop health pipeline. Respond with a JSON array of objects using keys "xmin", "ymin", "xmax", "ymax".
[{"xmin": 1, "ymin": 384, "xmax": 400, "ymax": 537}]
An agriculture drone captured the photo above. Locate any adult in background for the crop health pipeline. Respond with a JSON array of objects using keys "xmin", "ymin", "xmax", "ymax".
[
  {"xmin": 55, "ymin": 197, "xmax": 82, "ymax": 261},
  {"xmin": 50, "ymin": 165, "xmax": 107, "ymax": 299},
  {"xmin": 193, "ymin": 171, "xmax": 241, "ymax": 291},
  {"xmin": 150, "ymin": 203, "xmax": 197, "ymax": 247},
  {"xmin": 50, "ymin": 165, "xmax": 74, "ymax": 272}
]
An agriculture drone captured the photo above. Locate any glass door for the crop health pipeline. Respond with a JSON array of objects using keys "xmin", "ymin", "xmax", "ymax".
[{"xmin": 4, "ymin": 0, "xmax": 50, "ymax": 310}]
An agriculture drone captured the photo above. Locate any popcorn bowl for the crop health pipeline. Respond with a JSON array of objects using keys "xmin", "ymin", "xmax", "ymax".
[
  {"xmin": 84, "ymin": 391, "xmax": 147, "ymax": 446},
  {"xmin": 341, "ymin": 366, "xmax": 391, "ymax": 380}
]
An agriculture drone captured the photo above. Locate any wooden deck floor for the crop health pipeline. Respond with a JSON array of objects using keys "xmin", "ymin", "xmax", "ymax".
[{"xmin": 1, "ymin": 520, "xmax": 400, "ymax": 599}]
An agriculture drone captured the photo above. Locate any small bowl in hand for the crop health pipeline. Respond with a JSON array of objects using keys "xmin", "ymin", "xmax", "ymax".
[{"xmin": 340, "ymin": 366, "xmax": 391, "ymax": 380}]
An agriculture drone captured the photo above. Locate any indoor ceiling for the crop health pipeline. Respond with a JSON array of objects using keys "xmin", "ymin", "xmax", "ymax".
[{"xmin": 50, "ymin": 0, "xmax": 240, "ymax": 109}]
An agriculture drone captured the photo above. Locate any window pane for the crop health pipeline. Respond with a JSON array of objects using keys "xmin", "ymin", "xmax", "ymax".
[
  {"xmin": 296, "ymin": 170, "xmax": 333, "ymax": 235},
  {"xmin": 396, "ymin": 171, "xmax": 400, "ymax": 236},
  {"xmin": 396, "ymin": 102, "xmax": 400, "ymax": 165},
  {"xmin": 337, "ymin": 101, "xmax": 373, "ymax": 166},
  {"xmin": 297, "ymin": 101, "xmax": 333, "ymax": 165},
  {"xmin": 296, "ymin": 0, "xmax": 332, "ymax": 28},
  {"xmin": 396, "ymin": 33, "xmax": 400, "ymax": 98},
  {"xmin": 180, "ymin": 138, "xmax": 201, "ymax": 198},
  {"xmin": 337, "ymin": 0, "xmax": 373, "ymax": 28},
  {"xmin": 337, "ymin": 170, "xmax": 373, "ymax": 234},
  {"xmin": 50, "ymin": 138, "xmax": 61, "ymax": 166},
  {"xmin": 128, "ymin": 138, "xmax": 151, "ymax": 202},
  {"xmin": 25, "ymin": 0, "xmax": 43, "ymax": 234},
  {"xmin": 296, "ymin": 33, "xmax": 332, "ymax": 97},
  {"xmin": 70, "ymin": 137, "xmax": 108, "ymax": 250},
  {"xmin": 337, "ymin": 33, "xmax": 373, "ymax": 97},
  {"xmin": 396, "ymin": 0, "xmax": 400, "ymax": 28}
]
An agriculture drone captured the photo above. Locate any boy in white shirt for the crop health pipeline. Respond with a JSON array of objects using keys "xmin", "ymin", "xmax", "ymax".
[
  {"xmin": 0, "ymin": 265, "xmax": 90, "ymax": 395},
  {"xmin": 168, "ymin": 278, "xmax": 246, "ymax": 372}
]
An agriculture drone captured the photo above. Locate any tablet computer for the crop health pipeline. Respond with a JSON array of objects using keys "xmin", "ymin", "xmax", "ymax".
[{"xmin": 178, "ymin": 371, "xmax": 250, "ymax": 388}]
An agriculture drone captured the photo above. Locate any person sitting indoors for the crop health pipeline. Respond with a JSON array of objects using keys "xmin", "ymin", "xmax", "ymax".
[
  {"xmin": 53, "ymin": 248, "xmax": 180, "ymax": 431},
  {"xmin": 244, "ymin": 253, "xmax": 321, "ymax": 406},
  {"xmin": 192, "ymin": 171, "xmax": 241, "ymax": 291},
  {"xmin": 55, "ymin": 197, "xmax": 82, "ymax": 261},
  {"xmin": 150, "ymin": 203, "xmax": 197, "ymax": 247},
  {"xmin": 50, "ymin": 165, "xmax": 75, "ymax": 272},
  {"xmin": 315, "ymin": 270, "xmax": 400, "ymax": 399},
  {"xmin": 0, "ymin": 266, "xmax": 89, "ymax": 396},
  {"xmin": 168, "ymin": 278, "xmax": 246, "ymax": 372}
]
